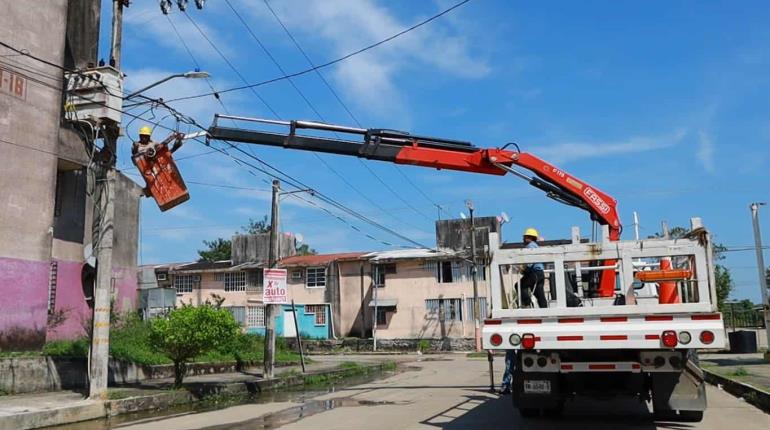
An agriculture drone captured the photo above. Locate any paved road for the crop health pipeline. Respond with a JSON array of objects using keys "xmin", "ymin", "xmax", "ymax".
[{"xmin": 118, "ymin": 355, "xmax": 770, "ymax": 430}]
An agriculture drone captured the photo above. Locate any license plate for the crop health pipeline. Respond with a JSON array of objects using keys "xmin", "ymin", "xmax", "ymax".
[{"xmin": 524, "ymin": 380, "xmax": 551, "ymax": 394}]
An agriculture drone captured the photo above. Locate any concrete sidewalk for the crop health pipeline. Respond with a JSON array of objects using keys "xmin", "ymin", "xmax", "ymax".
[{"xmin": 0, "ymin": 354, "xmax": 406, "ymax": 430}]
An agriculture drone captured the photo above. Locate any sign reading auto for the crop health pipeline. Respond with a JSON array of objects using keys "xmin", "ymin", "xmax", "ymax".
[{"xmin": 263, "ymin": 268, "xmax": 288, "ymax": 304}]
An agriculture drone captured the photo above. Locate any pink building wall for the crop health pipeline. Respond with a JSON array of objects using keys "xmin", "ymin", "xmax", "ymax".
[{"xmin": 0, "ymin": 257, "xmax": 50, "ymax": 349}]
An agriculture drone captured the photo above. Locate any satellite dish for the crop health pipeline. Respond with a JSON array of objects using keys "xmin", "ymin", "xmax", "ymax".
[
  {"xmin": 459, "ymin": 212, "xmax": 467, "ymax": 220},
  {"xmin": 501, "ymin": 211, "xmax": 510, "ymax": 223},
  {"xmin": 295, "ymin": 233, "xmax": 304, "ymax": 244}
]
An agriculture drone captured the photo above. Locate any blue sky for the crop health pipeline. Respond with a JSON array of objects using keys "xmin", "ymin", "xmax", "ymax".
[{"xmin": 102, "ymin": 1, "xmax": 769, "ymax": 302}]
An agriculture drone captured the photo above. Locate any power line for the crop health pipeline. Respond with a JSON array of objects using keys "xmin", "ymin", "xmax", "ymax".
[
  {"xmin": 223, "ymin": 0, "xmax": 433, "ymax": 226},
  {"xmin": 4, "ymin": 39, "xmax": 429, "ymax": 248},
  {"xmin": 260, "ymin": 0, "xmax": 443, "ymax": 218},
  {"xmin": 164, "ymin": 0, "xmax": 475, "ymax": 103}
]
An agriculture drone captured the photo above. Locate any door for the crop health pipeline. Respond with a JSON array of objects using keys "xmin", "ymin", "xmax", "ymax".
[{"xmin": 283, "ymin": 309, "xmax": 297, "ymax": 338}]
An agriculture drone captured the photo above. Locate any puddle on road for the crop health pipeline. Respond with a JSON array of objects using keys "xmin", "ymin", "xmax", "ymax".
[
  {"xmin": 47, "ymin": 366, "xmax": 411, "ymax": 430},
  {"xmin": 194, "ymin": 397, "xmax": 411, "ymax": 430}
]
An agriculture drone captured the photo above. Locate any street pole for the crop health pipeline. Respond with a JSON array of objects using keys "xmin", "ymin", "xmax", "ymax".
[
  {"xmin": 264, "ymin": 180, "xmax": 280, "ymax": 378},
  {"xmin": 467, "ymin": 200, "xmax": 482, "ymax": 352},
  {"xmin": 110, "ymin": 0, "xmax": 124, "ymax": 66},
  {"xmin": 633, "ymin": 211, "xmax": 640, "ymax": 240},
  {"xmin": 89, "ymin": 0, "xmax": 124, "ymax": 400},
  {"xmin": 750, "ymin": 203, "xmax": 770, "ymax": 360},
  {"xmin": 373, "ymin": 268, "xmax": 378, "ymax": 352}
]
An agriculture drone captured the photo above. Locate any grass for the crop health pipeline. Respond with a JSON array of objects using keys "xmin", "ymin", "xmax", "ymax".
[
  {"xmin": 466, "ymin": 352, "xmax": 488, "ymax": 359},
  {"xmin": 730, "ymin": 366, "xmax": 750, "ymax": 377}
]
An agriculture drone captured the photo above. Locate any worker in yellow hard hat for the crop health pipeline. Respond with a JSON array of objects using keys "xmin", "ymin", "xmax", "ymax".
[
  {"xmin": 521, "ymin": 227, "xmax": 547, "ymax": 309},
  {"xmin": 132, "ymin": 125, "xmax": 184, "ymax": 158}
]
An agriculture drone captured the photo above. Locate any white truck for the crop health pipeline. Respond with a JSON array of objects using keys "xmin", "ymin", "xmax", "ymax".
[
  {"xmin": 198, "ymin": 117, "xmax": 726, "ymax": 421},
  {"xmin": 482, "ymin": 219, "xmax": 725, "ymax": 421}
]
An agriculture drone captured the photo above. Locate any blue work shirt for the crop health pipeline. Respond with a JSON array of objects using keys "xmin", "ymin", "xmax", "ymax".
[{"xmin": 526, "ymin": 241, "xmax": 544, "ymax": 271}]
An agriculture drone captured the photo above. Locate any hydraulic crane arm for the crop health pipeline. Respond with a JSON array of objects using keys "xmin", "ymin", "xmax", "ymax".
[{"xmin": 208, "ymin": 116, "xmax": 621, "ymax": 241}]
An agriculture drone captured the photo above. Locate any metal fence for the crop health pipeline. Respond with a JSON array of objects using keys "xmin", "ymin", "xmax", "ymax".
[{"xmin": 722, "ymin": 309, "xmax": 766, "ymax": 329}]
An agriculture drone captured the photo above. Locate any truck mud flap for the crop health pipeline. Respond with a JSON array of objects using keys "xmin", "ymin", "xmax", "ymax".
[{"xmin": 651, "ymin": 357, "xmax": 707, "ymax": 412}]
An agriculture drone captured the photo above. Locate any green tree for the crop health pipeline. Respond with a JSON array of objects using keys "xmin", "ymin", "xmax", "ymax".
[
  {"xmin": 651, "ymin": 226, "xmax": 733, "ymax": 309},
  {"xmin": 242, "ymin": 215, "xmax": 271, "ymax": 234},
  {"xmin": 295, "ymin": 243, "xmax": 317, "ymax": 256},
  {"xmin": 197, "ymin": 238, "xmax": 232, "ymax": 262},
  {"xmin": 148, "ymin": 304, "xmax": 240, "ymax": 387}
]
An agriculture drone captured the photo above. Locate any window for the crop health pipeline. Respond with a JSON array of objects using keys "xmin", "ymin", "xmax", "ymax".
[
  {"xmin": 291, "ymin": 270, "xmax": 303, "ymax": 280},
  {"xmin": 173, "ymin": 274, "xmax": 198, "ymax": 293},
  {"xmin": 246, "ymin": 270, "xmax": 263, "ymax": 293},
  {"xmin": 53, "ymin": 168, "xmax": 87, "ymax": 243},
  {"xmin": 425, "ymin": 298, "xmax": 463, "ymax": 321},
  {"xmin": 438, "ymin": 261, "xmax": 454, "ymax": 283},
  {"xmin": 306, "ymin": 267, "xmax": 326, "ymax": 288},
  {"xmin": 304, "ymin": 304, "xmax": 327, "ymax": 325},
  {"xmin": 376, "ymin": 308, "xmax": 388, "ymax": 325},
  {"xmin": 373, "ymin": 263, "xmax": 396, "ymax": 288},
  {"xmin": 227, "ymin": 306, "xmax": 246, "ymax": 326},
  {"xmin": 246, "ymin": 305, "xmax": 265, "ymax": 328},
  {"xmin": 222, "ymin": 272, "xmax": 246, "ymax": 292},
  {"xmin": 465, "ymin": 297, "xmax": 488, "ymax": 320}
]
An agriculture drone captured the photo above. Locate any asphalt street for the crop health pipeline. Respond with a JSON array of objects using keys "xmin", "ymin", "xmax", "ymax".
[{"xmin": 115, "ymin": 355, "xmax": 770, "ymax": 430}]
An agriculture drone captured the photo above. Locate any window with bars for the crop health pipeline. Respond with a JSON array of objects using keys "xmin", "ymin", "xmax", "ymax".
[
  {"xmin": 425, "ymin": 298, "xmax": 463, "ymax": 321},
  {"xmin": 246, "ymin": 305, "xmax": 265, "ymax": 328},
  {"xmin": 221, "ymin": 272, "xmax": 246, "ymax": 292},
  {"xmin": 376, "ymin": 308, "xmax": 388, "ymax": 325},
  {"xmin": 227, "ymin": 306, "xmax": 246, "ymax": 326},
  {"xmin": 304, "ymin": 304, "xmax": 327, "ymax": 325},
  {"xmin": 306, "ymin": 267, "xmax": 326, "ymax": 288},
  {"xmin": 465, "ymin": 297, "xmax": 488, "ymax": 320},
  {"xmin": 246, "ymin": 270, "xmax": 263, "ymax": 293},
  {"xmin": 372, "ymin": 263, "xmax": 396, "ymax": 288},
  {"xmin": 173, "ymin": 274, "xmax": 198, "ymax": 293}
]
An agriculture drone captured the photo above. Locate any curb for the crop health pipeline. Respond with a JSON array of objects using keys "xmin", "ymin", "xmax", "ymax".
[
  {"xmin": 0, "ymin": 362, "xmax": 393, "ymax": 430},
  {"xmin": 703, "ymin": 368, "xmax": 770, "ymax": 413}
]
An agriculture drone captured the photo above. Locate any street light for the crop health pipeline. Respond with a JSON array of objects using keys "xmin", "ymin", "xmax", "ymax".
[{"xmin": 123, "ymin": 71, "xmax": 210, "ymax": 100}]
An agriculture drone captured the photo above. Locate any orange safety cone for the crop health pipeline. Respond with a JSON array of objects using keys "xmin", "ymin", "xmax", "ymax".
[{"xmin": 658, "ymin": 257, "xmax": 681, "ymax": 304}]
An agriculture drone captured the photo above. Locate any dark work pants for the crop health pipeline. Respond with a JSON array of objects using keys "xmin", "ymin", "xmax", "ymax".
[{"xmin": 521, "ymin": 269, "xmax": 547, "ymax": 308}]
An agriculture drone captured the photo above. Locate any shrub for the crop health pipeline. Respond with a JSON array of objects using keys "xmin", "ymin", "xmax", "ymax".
[
  {"xmin": 149, "ymin": 304, "xmax": 241, "ymax": 387},
  {"xmin": 42, "ymin": 339, "xmax": 89, "ymax": 357}
]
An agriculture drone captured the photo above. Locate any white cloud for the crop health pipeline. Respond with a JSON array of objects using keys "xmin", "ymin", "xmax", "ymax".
[
  {"xmin": 238, "ymin": 0, "xmax": 489, "ymax": 118},
  {"xmin": 696, "ymin": 131, "xmax": 716, "ymax": 174},
  {"xmin": 532, "ymin": 129, "xmax": 687, "ymax": 165}
]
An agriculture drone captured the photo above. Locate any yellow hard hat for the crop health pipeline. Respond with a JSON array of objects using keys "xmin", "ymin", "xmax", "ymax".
[
  {"xmin": 138, "ymin": 126, "xmax": 152, "ymax": 136},
  {"xmin": 523, "ymin": 228, "xmax": 539, "ymax": 238}
]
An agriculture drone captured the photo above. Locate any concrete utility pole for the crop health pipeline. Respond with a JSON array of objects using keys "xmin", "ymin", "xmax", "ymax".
[
  {"xmin": 466, "ymin": 200, "xmax": 482, "ymax": 352},
  {"xmin": 373, "ymin": 267, "xmax": 378, "ymax": 352},
  {"xmin": 89, "ymin": 0, "xmax": 125, "ymax": 400},
  {"xmin": 264, "ymin": 180, "xmax": 280, "ymax": 379},
  {"xmin": 110, "ymin": 0, "xmax": 125, "ymax": 66},
  {"xmin": 750, "ymin": 203, "xmax": 770, "ymax": 360}
]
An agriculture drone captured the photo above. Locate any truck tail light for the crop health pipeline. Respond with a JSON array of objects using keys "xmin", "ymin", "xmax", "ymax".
[
  {"xmin": 700, "ymin": 330, "xmax": 715, "ymax": 345},
  {"xmin": 490, "ymin": 333, "xmax": 503, "ymax": 346},
  {"xmin": 661, "ymin": 330, "xmax": 678, "ymax": 348},
  {"xmin": 521, "ymin": 333, "xmax": 537, "ymax": 350}
]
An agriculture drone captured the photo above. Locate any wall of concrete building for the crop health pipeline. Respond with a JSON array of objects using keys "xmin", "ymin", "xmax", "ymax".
[
  {"xmin": 0, "ymin": 1, "xmax": 141, "ymax": 348},
  {"xmin": 0, "ymin": 1, "xmax": 71, "ymax": 350},
  {"xmin": 338, "ymin": 261, "xmax": 370, "ymax": 338},
  {"xmin": 341, "ymin": 259, "xmax": 491, "ymax": 339}
]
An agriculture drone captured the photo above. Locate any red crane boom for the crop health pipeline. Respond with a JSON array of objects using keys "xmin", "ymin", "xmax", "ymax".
[{"xmin": 207, "ymin": 116, "xmax": 622, "ymax": 297}]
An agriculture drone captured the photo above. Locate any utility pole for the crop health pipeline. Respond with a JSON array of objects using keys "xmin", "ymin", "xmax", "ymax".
[
  {"xmin": 750, "ymin": 202, "xmax": 770, "ymax": 360},
  {"xmin": 89, "ymin": 0, "xmax": 124, "ymax": 400},
  {"xmin": 373, "ymin": 269, "xmax": 378, "ymax": 352},
  {"xmin": 633, "ymin": 211, "xmax": 640, "ymax": 240},
  {"xmin": 264, "ymin": 179, "xmax": 280, "ymax": 379},
  {"xmin": 467, "ymin": 200, "xmax": 482, "ymax": 352}
]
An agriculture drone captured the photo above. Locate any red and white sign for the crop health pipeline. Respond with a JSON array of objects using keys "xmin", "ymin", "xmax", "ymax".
[{"xmin": 263, "ymin": 268, "xmax": 288, "ymax": 304}]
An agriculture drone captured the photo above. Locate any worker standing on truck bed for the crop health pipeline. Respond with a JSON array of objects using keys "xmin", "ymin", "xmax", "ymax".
[{"xmin": 521, "ymin": 228, "xmax": 547, "ymax": 308}]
